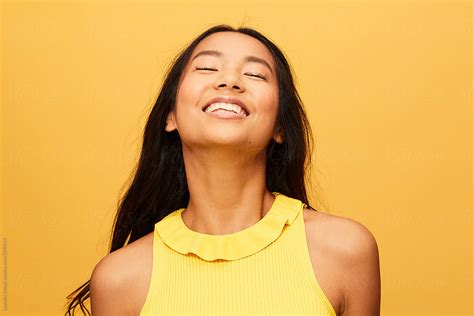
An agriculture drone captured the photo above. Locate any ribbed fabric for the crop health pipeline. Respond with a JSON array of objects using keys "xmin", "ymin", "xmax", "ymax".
[{"xmin": 140, "ymin": 192, "xmax": 337, "ymax": 316}]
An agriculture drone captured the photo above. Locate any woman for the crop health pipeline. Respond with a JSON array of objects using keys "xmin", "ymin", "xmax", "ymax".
[{"xmin": 65, "ymin": 24, "xmax": 380, "ymax": 316}]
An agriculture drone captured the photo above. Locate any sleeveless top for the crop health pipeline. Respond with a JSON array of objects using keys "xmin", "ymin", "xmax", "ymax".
[{"xmin": 140, "ymin": 192, "xmax": 337, "ymax": 316}]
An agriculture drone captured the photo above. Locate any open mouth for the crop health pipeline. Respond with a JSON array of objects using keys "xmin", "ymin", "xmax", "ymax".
[{"xmin": 202, "ymin": 102, "xmax": 249, "ymax": 117}]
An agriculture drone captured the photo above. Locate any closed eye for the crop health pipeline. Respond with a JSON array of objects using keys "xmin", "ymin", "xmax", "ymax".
[
  {"xmin": 195, "ymin": 67, "xmax": 217, "ymax": 71},
  {"xmin": 195, "ymin": 67, "xmax": 266, "ymax": 80},
  {"xmin": 245, "ymin": 73, "xmax": 266, "ymax": 80}
]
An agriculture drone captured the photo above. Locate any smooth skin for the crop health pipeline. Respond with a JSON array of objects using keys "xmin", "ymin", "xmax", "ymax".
[{"xmin": 89, "ymin": 31, "xmax": 381, "ymax": 315}]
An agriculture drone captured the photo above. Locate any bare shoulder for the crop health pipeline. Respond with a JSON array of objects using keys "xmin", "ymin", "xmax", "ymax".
[
  {"xmin": 90, "ymin": 232, "xmax": 154, "ymax": 316},
  {"xmin": 303, "ymin": 208, "xmax": 381, "ymax": 316},
  {"xmin": 303, "ymin": 208, "xmax": 379, "ymax": 256}
]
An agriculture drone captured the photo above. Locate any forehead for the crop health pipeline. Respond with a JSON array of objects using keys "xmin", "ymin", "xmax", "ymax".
[{"xmin": 190, "ymin": 32, "xmax": 275, "ymax": 70}]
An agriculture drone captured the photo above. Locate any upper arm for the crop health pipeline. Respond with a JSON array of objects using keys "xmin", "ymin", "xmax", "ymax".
[
  {"xmin": 340, "ymin": 220, "xmax": 381, "ymax": 316},
  {"xmin": 90, "ymin": 253, "xmax": 134, "ymax": 316}
]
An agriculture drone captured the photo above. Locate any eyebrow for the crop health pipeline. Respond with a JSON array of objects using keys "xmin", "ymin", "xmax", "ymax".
[{"xmin": 190, "ymin": 50, "xmax": 274, "ymax": 74}]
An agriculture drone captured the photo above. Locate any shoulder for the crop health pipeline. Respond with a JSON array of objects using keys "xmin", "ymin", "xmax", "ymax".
[
  {"xmin": 90, "ymin": 232, "xmax": 154, "ymax": 315},
  {"xmin": 303, "ymin": 208, "xmax": 379, "ymax": 257},
  {"xmin": 303, "ymin": 208, "xmax": 381, "ymax": 315}
]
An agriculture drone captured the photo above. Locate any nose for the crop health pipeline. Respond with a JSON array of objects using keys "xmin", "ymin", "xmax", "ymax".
[{"xmin": 214, "ymin": 71, "xmax": 245, "ymax": 92}]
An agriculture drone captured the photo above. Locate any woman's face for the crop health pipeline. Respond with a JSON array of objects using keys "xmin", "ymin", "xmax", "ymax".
[{"xmin": 166, "ymin": 31, "xmax": 282, "ymax": 154}]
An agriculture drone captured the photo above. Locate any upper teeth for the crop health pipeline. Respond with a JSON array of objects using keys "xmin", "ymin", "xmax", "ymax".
[{"xmin": 205, "ymin": 102, "xmax": 247, "ymax": 117}]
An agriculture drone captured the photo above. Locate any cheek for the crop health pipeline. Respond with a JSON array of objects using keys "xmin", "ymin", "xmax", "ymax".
[
  {"xmin": 258, "ymin": 87, "xmax": 279, "ymax": 119},
  {"xmin": 249, "ymin": 89, "xmax": 279, "ymax": 141},
  {"xmin": 173, "ymin": 76, "xmax": 208, "ymax": 133},
  {"xmin": 176, "ymin": 76, "xmax": 201, "ymax": 108}
]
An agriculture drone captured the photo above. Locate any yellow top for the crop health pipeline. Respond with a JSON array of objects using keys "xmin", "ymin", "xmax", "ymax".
[{"xmin": 140, "ymin": 192, "xmax": 337, "ymax": 315}]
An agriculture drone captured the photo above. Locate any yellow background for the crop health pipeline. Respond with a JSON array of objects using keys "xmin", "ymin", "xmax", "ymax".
[{"xmin": 1, "ymin": 1, "xmax": 472, "ymax": 315}]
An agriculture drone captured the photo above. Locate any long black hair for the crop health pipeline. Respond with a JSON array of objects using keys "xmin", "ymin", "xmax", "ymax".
[{"xmin": 65, "ymin": 23, "xmax": 320, "ymax": 315}]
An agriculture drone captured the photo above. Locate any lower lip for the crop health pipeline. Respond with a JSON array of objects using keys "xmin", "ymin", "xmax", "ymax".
[{"xmin": 203, "ymin": 108, "xmax": 248, "ymax": 119}]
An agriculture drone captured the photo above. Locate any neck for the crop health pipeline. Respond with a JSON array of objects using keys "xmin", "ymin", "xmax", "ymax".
[{"xmin": 181, "ymin": 145, "xmax": 275, "ymax": 235}]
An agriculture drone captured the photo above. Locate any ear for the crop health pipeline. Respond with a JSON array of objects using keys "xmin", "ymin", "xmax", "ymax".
[
  {"xmin": 165, "ymin": 111, "xmax": 177, "ymax": 132},
  {"xmin": 273, "ymin": 126, "xmax": 284, "ymax": 144}
]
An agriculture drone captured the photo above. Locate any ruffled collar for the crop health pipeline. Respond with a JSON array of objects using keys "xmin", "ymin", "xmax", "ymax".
[{"xmin": 155, "ymin": 192, "xmax": 304, "ymax": 261}]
